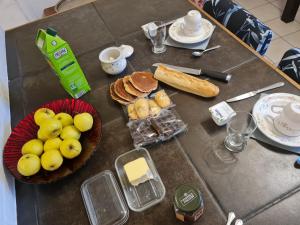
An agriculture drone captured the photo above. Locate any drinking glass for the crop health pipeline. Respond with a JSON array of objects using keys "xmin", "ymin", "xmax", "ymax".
[
  {"xmin": 224, "ymin": 111, "xmax": 257, "ymax": 152},
  {"xmin": 148, "ymin": 21, "xmax": 167, "ymax": 54}
]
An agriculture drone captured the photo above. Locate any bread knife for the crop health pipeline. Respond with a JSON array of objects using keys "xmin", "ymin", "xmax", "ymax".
[{"xmin": 152, "ymin": 63, "xmax": 232, "ymax": 82}]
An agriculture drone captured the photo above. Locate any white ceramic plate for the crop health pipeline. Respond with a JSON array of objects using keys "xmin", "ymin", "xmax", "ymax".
[
  {"xmin": 252, "ymin": 93, "xmax": 300, "ymax": 147},
  {"xmin": 168, "ymin": 18, "xmax": 214, "ymax": 44}
]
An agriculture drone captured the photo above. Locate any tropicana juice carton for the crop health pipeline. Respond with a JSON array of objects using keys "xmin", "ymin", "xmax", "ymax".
[{"xmin": 35, "ymin": 27, "xmax": 90, "ymax": 99}]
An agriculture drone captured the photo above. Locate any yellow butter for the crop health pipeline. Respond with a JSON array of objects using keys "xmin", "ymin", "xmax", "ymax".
[{"xmin": 124, "ymin": 157, "xmax": 152, "ymax": 186}]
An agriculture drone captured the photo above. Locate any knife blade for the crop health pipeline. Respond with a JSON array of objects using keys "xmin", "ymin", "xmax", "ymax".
[
  {"xmin": 152, "ymin": 63, "xmax": 231, "ymax": 82},
  {"xmin": 226, "ymin": 82, "xmax": 285, "ymax": 103}
]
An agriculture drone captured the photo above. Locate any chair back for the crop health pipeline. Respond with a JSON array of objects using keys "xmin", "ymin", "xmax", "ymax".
[
  {"xmin": 278, "ymin": 48, "xmax": 300, "ymax": 83},
  {"xmin": 192, "ymin": 0, "xmax": 273, "ymax": 55}
]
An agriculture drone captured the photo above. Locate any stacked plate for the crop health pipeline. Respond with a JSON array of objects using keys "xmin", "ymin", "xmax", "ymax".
[
  {"xmin": 252, "ymin": 93, "xmax": 300, "ymax": 148},
  {"xmin": 168, "ymin": 17, "xmax": 214, "ymax": 44}
]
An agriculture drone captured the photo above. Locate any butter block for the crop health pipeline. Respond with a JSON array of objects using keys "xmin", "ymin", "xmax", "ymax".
[{"xmin": 124, "ymin": 157, "xmax": 153, "ymax": 186}]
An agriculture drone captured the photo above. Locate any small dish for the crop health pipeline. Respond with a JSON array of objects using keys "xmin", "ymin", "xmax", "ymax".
[
  {"xmin": 168, "ymin": 17, "xmax": 214, "ymax": 44},
  {"xmin": 115, "ymin": 148, "xmax": 166, "ymax": 212},
  {"xmin": 81, "ymin": 170, "xmax": 129, "ymax": 225},
  {"xmin": 252, "ymin": 93, "xmax": 300, "ymax": 147}
]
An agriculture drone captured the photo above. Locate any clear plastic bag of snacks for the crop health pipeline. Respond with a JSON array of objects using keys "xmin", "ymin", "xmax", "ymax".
[
  {"xmin": 127, "ymin": 109, "xmax": 187, "ymax": 148},
  {"xmin": 124, "ymin": 89, "xmax": 175, "ymax": 121}
]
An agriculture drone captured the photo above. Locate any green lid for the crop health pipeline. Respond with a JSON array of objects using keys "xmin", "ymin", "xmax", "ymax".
[{"xmin": 174, "ymin": 185, "xmax": 202, "ymax": 212}]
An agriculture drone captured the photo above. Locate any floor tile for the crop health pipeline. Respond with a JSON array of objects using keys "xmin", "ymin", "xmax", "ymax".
[
  {"xmin": 235, "ymin": 0, "xmax": 268, "ymax": 10},
  {"xmin": 249, "ymin": 3, "xmax": 281, "ymax": 22},
  {"xmin": 270, "ymin": 0, "xmax": 286, "ymax": 9},
  {"xmin": 272, "ymin": 31, "xmax": 279, "ymax": 40},
  {"xmin": 0, "ymin": 2, "xmax": 28, "ymax": 30},
  {"xmin": 265, "ymin": 38, "xmax": 293, "ymax": 64},
  {"xmin": 283, "ymin": 30, "xmax": 300, "ymax": 47},
  {"xmin": 266, "ymin": 18, "xmax": 300, "ymax": 36}
]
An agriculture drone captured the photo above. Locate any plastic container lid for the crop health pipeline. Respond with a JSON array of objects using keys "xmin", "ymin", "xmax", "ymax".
[{"xmin": 81, "ymin": 170, "xmax": 129, "ymax": 225}]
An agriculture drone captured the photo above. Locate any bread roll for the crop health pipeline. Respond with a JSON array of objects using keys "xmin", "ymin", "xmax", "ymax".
[
  {"xmin": 134, "ymin": 98, "xmax": 149, "ymax": 119},
  {"xmin": 155, "ymin": 90, "xmax": 171, "ymax": 108},
  {"xmin": 154, "ymin": 65, "xmax": 219, "ymax": 97},
  {"xmin": 148, "ymin": 100, "xmax": 161, "ymax": 116},
  {"xmin": 128, "ymin": 104, "xmax": 138, "ymax": 120}
]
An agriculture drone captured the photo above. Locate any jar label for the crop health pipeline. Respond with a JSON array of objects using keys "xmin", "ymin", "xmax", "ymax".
[{"xmin": 180, "ymin": 190, "xmax": 197, "ymax": 206}]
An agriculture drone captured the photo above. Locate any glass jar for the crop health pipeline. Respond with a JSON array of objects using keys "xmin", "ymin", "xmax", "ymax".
[{"xmin": 173, "ymin": 184, "xmax": 204, "ymax": 223}]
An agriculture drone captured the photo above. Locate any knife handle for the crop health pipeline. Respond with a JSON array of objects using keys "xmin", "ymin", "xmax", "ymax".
[{"xmin": 201, "ymin": 69, "xmax": 232, "ymax": 82}]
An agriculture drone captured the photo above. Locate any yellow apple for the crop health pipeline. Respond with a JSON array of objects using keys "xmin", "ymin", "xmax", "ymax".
[
  {"xmin": 39, "ymin": 118, "xmax": 62, "ymax": 139},
  {"xmin": 21, "ymin": 139, "xmax": 44, "ymax": 156},
  {"xmin": 60, "ymin": 139, "xmax": 82, "ymax": 159},
  {"xmin": 17, "ymin": 154, "xmax": 41, "ymax": 176},
  {"xmin": 60, "ymin": 125, "xmax": 81, "ymax": 140},
  {"xmin": 37, "ymin": 129, "xmax": 48, "ymax": 142},
  {"xmin": 74, "ymin": 113, "xmax": 93, "ymax": 132},
  {"xmin": 34, "ymin": 108, "xmax": 55, "ymax": 126},
  {"xmin": 54, "ymin": 113, "xmax": 73, "ymax": 127},
  {"xmin": 44, "ymin": 138, "xmax": 62, "ymax": 151},
  {"xmin": 41, "ymin": 150, "xmax": 63, "ymax": 171}
]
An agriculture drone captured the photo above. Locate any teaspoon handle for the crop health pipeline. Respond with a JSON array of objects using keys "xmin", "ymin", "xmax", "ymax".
[{"xmin": 204, "ymin": 45, "xmax": 221, "ymax": 53}]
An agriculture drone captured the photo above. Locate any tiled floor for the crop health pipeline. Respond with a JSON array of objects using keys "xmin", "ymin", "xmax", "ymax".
[
  {"xmin": 0, "ymin": 0, "xmax": 300, "ymax": 66},
  {"xmin": 235, "ymin": 0, "xmax": 300, "ymax": 65}
]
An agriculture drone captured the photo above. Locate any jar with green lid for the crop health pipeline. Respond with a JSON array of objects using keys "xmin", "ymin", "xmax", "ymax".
[{"xmin": 173, "ymin": 184, "xmax": 204, "ymax": 223}]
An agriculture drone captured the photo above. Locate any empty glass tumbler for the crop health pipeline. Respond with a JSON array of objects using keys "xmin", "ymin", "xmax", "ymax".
[
  {"xmin": 224, "ymin": 111, "xmax": 257, "ymax": 152},
  {"xmin": 148, "ymin": 21, "xmax": 167, "ymax": 54}
]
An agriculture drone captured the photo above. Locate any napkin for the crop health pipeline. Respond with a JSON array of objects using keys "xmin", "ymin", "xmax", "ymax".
[
  {"xmin": 250, "ymin": 94, "xmax": 300, "ymax": 154},
  {"xmin": 164, "ymin": 26, "xmax": 215, "ymax": 50}
]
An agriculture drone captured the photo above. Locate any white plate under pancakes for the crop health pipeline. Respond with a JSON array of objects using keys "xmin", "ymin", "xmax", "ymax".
[
  {"xmin": 252, "ymin": 93, "xmax": 300, "ymax": 147},
  {"xmin": 168, "ymin": 17, "xmax": 214, "ymax": 44}
]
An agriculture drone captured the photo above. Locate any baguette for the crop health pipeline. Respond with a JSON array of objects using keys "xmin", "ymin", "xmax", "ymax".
[{"xmin": 154, "ymin": 65, "xmax": 219, "ymax": 97}]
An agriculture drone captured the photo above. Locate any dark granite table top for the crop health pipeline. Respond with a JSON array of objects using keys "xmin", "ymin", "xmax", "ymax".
[{"xmin": 5, "ymin": 0, "xmax": 300, "ymax": 224}]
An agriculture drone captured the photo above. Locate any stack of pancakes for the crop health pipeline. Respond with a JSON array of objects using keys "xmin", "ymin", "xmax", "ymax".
[{"xmin": 110, "ymin": 71, "xmax": 158, "ymax": 105}]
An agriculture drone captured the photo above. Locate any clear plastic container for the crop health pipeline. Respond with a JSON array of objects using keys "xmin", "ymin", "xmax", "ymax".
[
  {"xmin": 81, "ymin": 170, "xmax": 129, "ymax": 225},
  {"xmin": 115, "ymin": 148, "xmax": 166, "ymax": 212}
]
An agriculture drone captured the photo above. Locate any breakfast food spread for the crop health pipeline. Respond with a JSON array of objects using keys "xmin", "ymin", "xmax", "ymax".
[
  {"xmin": 129, "ymin": 71, "xmax": 158, "ymax": 92},
  {"xmin": 110, "ymin": 71, "xmax": 157, "ymax": 105},
  {"xmin": 123, "ymin": 157, "xmax": 153, "ymax": 186},
  {"xmin": 123, "ymin": 75, "xmax": 146, "ymax": 97},
  {"xmin": 154, "ymin": 65, "xmax": 219, "ymax": 97},
  {"xmin": 148, "ymin": 100, "xmax": 161, "ymax": 117},
  {"xmin": 110, "ymin": 83, "xmax": 130, "ymax": 105},
  {"xmin": 134, "ymin": 98, "xmax": 150, "ymax": 119},
  {"xmin": 127, "ymin": 104, "xmax": 139, "ymax": 120},
  {"xmin": 154, "ymin": 90, "xmax": 171, "ymax": 108},
  {"xmin": 114, "ymin": 78, "xmax": 136, "ymax": 102},
  {"xmin": 126, "ymin": 90, "xmax": 171, "ymax": 120},
  {"xmin": 127, "ymin": 109, "xmax": 187, "ymax": 147}
]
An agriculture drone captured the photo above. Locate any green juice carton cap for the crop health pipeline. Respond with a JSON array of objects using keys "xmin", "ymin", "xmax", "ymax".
[{"xmin": 35, "ymin": 27, "xmax": 91, "ymax": 99}]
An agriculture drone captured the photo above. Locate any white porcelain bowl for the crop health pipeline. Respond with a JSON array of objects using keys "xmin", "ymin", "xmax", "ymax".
[{"xmin": 99, "ymin": 47, "xmax": 127, "ymax": 75}]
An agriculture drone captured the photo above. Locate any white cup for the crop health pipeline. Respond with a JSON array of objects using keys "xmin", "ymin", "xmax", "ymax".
[
  {"xmin": 99, "ymin": 45, "xmax": 133, "ymax": 75},
  {"xmin": 181, "ymin": 10, "xmax": 202, "ymax": 37},
  {"xmin": 271, "ymin": 102, "xmax": 300, "ymax": 137}
]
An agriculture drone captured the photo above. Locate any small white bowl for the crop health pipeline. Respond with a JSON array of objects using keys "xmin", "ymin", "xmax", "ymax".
[{"xmin": 99, "ymin": 47, "xmax": 127, "ymax": 75}]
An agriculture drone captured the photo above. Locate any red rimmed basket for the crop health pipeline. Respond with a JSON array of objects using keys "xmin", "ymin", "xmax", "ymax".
[{"xmin": 3, "ymin": 98, "xmax": 102, "ymax": 184}]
